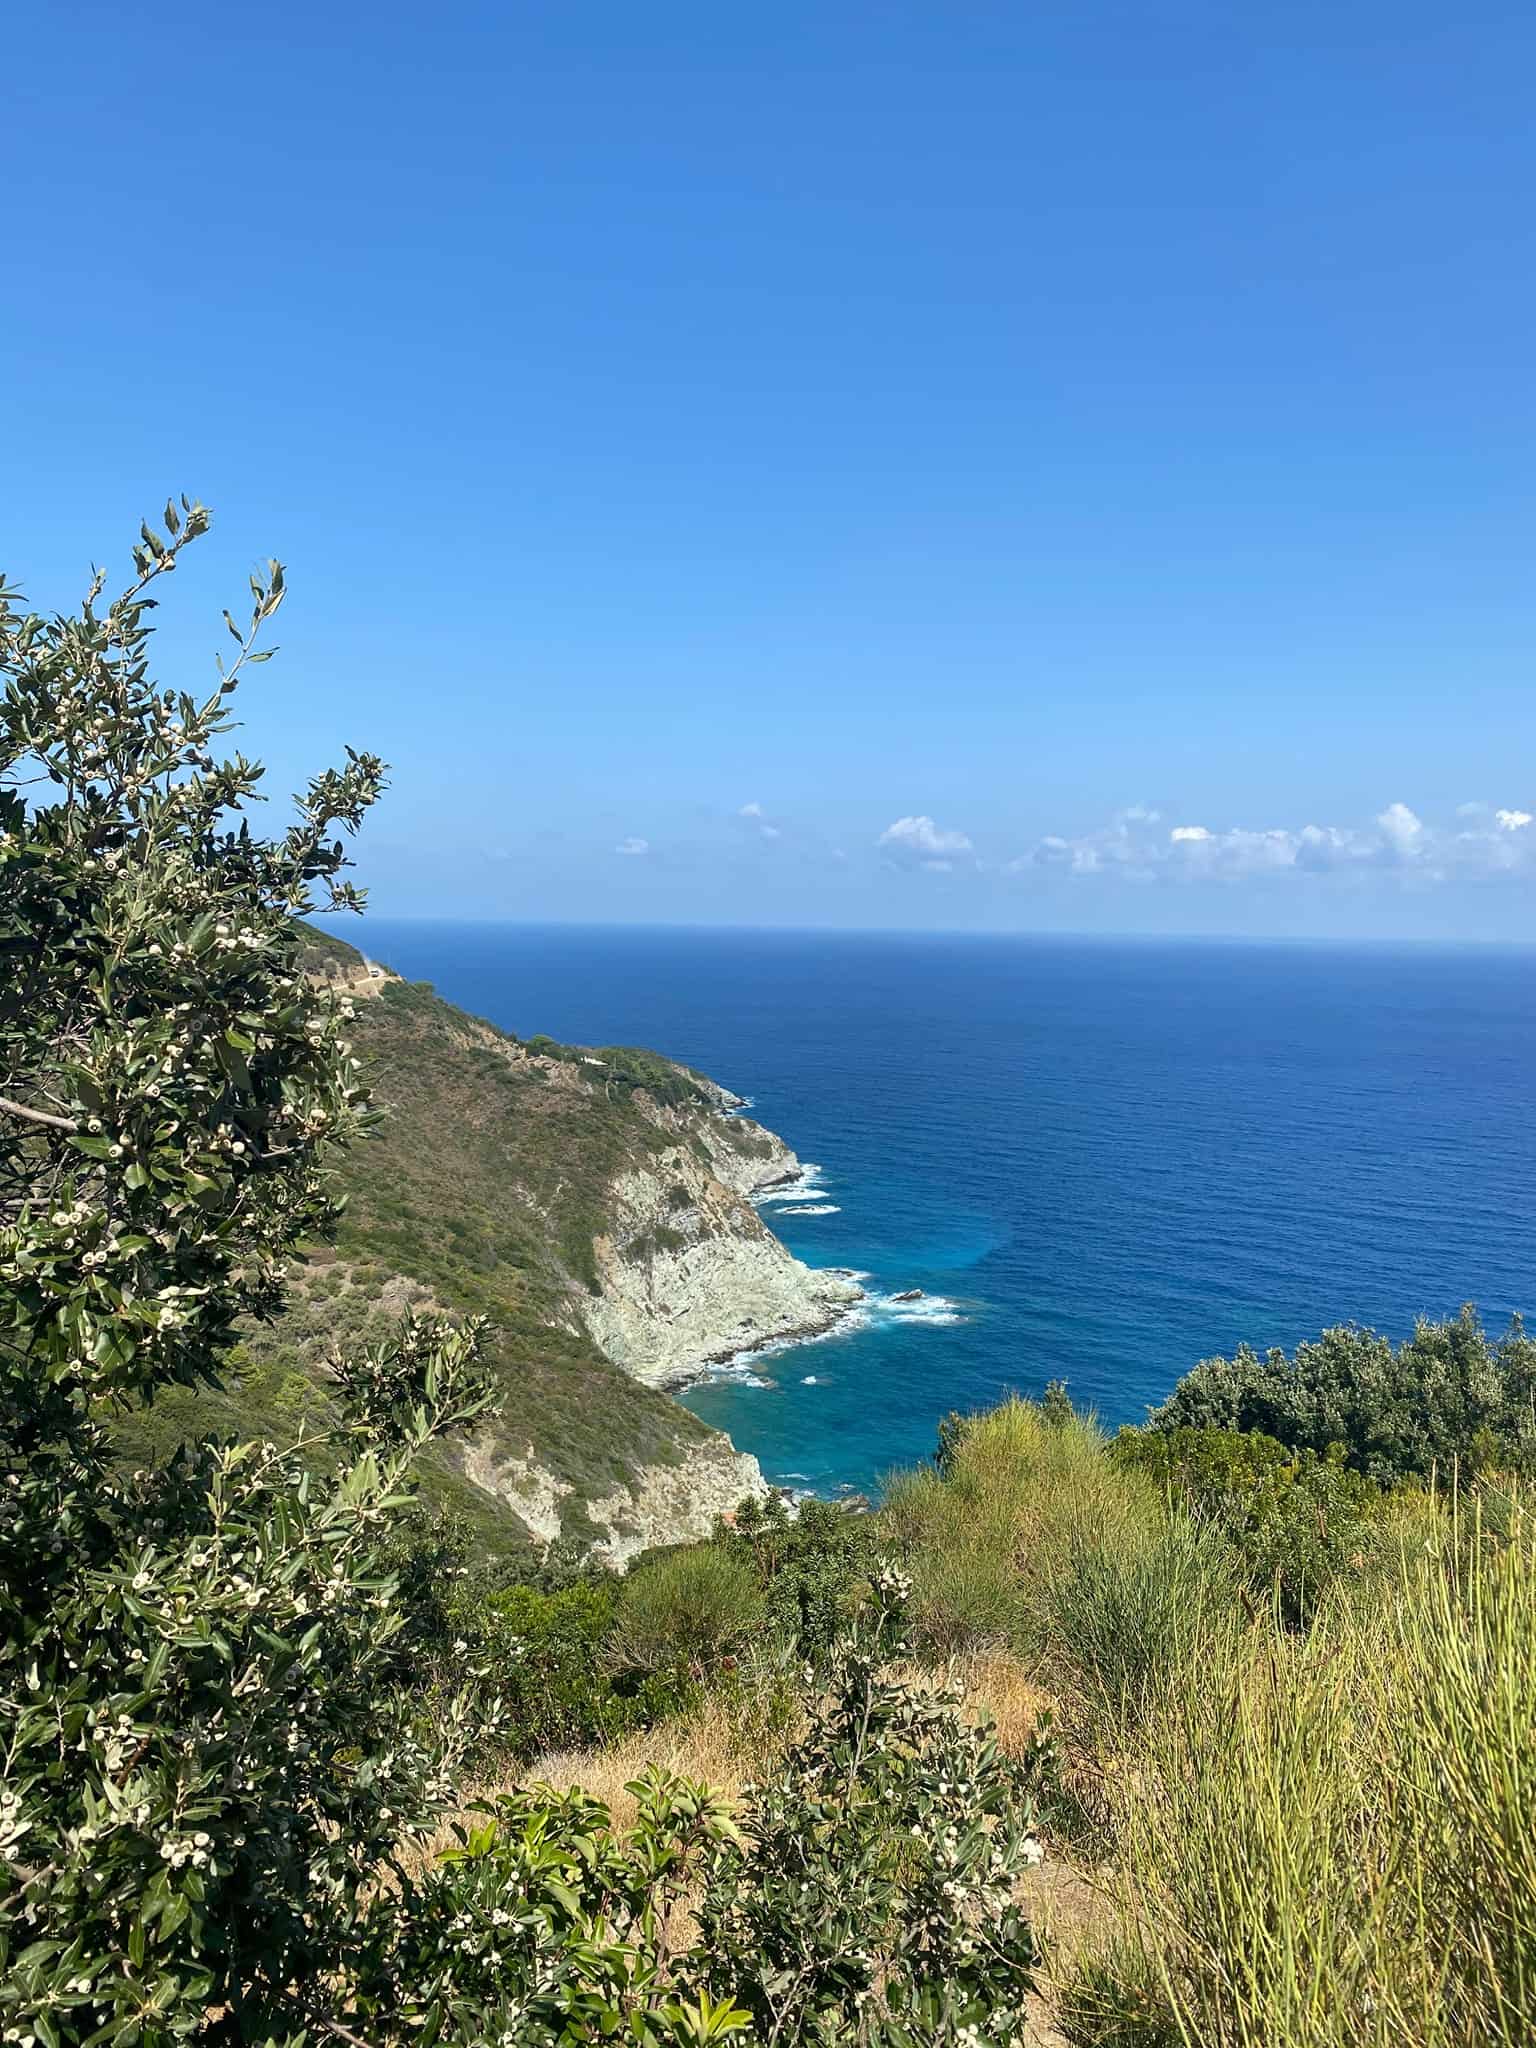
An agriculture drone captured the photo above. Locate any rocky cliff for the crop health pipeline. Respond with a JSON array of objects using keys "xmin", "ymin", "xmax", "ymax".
[
  {"xmin": 579, "ymin": 1091, "xmax": 861, "ymax": 1388},
  {"xmin": 224, "ymin": 932, "xmax": 865, "ymax": 1563}
]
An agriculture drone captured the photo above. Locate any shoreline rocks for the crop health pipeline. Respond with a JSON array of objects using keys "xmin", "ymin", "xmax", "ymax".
[{"xmin": 577, "ymin": 1099, "xmax": 864, "ymax": 1389}]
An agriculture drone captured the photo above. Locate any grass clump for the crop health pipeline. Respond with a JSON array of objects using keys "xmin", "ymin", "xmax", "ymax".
[
  {"xmin": 1051, "ymin": 1499, "xmax": 1536, "ymax": 2047},
  {"xmin": 885, "ymin": 1393, "xmax": 1133, "ymax": 1657},
  {"xmin": 605, "ymin": 1542, "xmax": 769, "ymax": 1683}
]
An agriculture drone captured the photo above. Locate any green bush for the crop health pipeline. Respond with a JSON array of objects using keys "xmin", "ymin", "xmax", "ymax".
[
  {"xmin": 1151, "ymin": 1307, "xmax": 1536, "ymax": 1483},
  {"xmin": 886, "ymin": 1396, "xmax": 1152, "ymax": 1658},
  {"xmin": 724, "ymin": 1493, "xmax": 885, "ymax": 1659},
  {"xmin": 0, "ymin": 507, "xmax": 499, "ymax": 2043},
  {"xmin": 1041, "ymin": 1510, "xmax": 1238, "ymax": 1751},
  {"xmin": 695, "ymin": 1574, "xmax": 1046, "ymax": 2043},
  {"xmin": 606, "ymin": 1543, "xmax": 768, "ymax": 1683},
  {"xmin": 1111, "ymin": 1423, "xmax": 1389, "ymax": 1624},
  {"xmin": 358, "ymin": 1583, "xmax": 1047, "ymax": 2048},
  {"xmin": 453, "ymin": 1577, "xmax": 690, "ymax": 1761}
]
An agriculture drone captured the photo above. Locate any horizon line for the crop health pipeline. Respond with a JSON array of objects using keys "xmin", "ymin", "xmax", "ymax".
[{"xmin": 344, "ymin": 912, "xmax": 1536, "ymax": 952}]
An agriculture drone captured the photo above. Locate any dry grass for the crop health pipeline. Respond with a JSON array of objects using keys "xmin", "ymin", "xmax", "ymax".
[
  {"xmin": 398, "ymin": 1696, "xmax": 764, "ymax": 1873},
  {"xmin": 520, "ymin": 1688, "xmax": 770, "ymax": 1827},
  {"xmin": 954, "ymin": 1647, "xmax": 1056, "ymax": 1758},
  {"xmin": 884, "ymin": 1647, "xmax": 1055, "ymax": 1762},
  {"xmin": 513, "ymin": 1646, "xmax": 1051, "ymax": 1830}
]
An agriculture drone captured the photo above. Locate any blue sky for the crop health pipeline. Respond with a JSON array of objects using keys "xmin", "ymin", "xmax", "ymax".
[{"xmin": 6, "ymin": 2, "xmax": 1534, "ymax": 937}]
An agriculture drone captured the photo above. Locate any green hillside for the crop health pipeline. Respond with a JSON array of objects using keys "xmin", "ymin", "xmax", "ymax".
[{"xmin": 116, "ymin": 926, "xmax": 751, "ymax": 1556}]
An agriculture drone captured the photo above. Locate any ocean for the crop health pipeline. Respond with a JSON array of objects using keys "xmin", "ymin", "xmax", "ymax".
[{"xmin": 360, "ymin": 922, "xmax": 1536, "ymax": 1500}]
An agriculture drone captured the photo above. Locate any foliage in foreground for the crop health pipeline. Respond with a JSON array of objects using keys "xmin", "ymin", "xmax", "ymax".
[
  {"xmin": 1057, "ymin": 1505, "xmax": 1536, "ymax": 2048},
  {"xmin": 0, "ymin": 507, "xmax": 505, "ymax": 2039},
  {"xmin": 883, "ymin": 1393, "xmax": 1536, "ymax": 2045},
  {"xmin": 0, "ymin": 509, "xmax": 1041, "ymax": 2048},
  {"xmin": 363, "ymin": 1579, "xmax": 1046, "ymax": 2048}
]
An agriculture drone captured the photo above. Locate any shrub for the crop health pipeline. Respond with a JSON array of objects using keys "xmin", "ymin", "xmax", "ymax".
[
  {"xmin": 358, "ymin": 1580, "xmax": 1047, "ymax": 2047},
  {"xmin": 0, "ymin": 507, "xmax": 498, "ymax": 2043},
  {"xmin": 451, "ymin": 1576, "xmax": 690, "ymax": 1761},
  {"xmin": 606, "ymin": 1543, "xmax": 768, "ymax": 1683},
  {"xmin": 696, "ymin": 1572, "xmax": 1046, "ymax": 2044},
  {"xmin": 725, "ymin": 1492, "xmax": 886, "ymax": 1659},
  {"xmin": 1111, "ymin": 1423, "xmax": 1389, "ymax": 1624},
  {"xmin": 1040, "ymin": 1509, "xmax": 1238, "ymax": 1751},
  {"xmin": 1151, "ymin": 1306, "xmax": 1536, "ymax": 1483},
  {"xmin": 886, "ymin": 1396, "xmax": 1154, "ymax": 1658}
]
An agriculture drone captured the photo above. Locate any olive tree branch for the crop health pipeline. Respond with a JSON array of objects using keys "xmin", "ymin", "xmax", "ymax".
[{"xmin": 0, "ymin": 1094, "xmax": 79, "ymax": 1133}]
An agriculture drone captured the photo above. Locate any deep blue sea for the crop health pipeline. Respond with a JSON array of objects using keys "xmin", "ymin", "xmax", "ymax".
[{"xmin": 361, "ymin": 923, "xmax": 1536, "ymax": 1499}]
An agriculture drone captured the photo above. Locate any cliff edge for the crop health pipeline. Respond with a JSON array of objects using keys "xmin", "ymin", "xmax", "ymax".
[{"xmin": 260, "ymin": 933, "xmax": 860, "ymax": 1561}]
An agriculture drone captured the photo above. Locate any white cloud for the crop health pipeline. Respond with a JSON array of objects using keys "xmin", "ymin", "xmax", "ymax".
[
  {"xmin": 737, "ymin": 799, "xmax": 783, "ymax": 842},
  {"xmin": 1166, "ymin": 825, "xmax": 1299, "ymax": 875},
  {"xmin": 1376, "ymin": 802, "xmax": 1425, "ymax": 860},
  {"xmin": 878, "ymin": 815, "xmax": 974, "ymax": 862},
  {"xmin": 614, "ymin": 836, "xmax": 649, "ymax": 857},
  {"xmin": 1120, "ymin": 804, "xmax": 1162, "ymax": 824},
  {"xmin": 1018, "ymin": 800, "xmax": 1536, "ymax": 886}
]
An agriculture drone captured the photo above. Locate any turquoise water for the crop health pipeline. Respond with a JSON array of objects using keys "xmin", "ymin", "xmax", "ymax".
[{"xmin": 362, "ymin": 923, "xmax": 1536, "ymax": 1498}]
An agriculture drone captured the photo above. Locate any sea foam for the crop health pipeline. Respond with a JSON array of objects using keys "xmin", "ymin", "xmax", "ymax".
[
  {"xmin": 873, "ymin": 1290, "xmax": 965, "ymax": 1326},
  {"xmin": 754, "ymin": 1163, "xmax": 829, "ymax": 1204}
]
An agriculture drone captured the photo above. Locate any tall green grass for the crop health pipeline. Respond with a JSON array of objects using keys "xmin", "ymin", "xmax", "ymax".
[
  {"xmin": 885, "ymin": 1395, "xmax": 1150, "ymax": 1657},
  {"xmin": 1059, "ymin": 1502, "xmax": 1536, "ymax": 2047},
  {"xmin": 883, "ymin": 1397, "xmax": 1536, "ymax": 2044},
  {"xmin": 1039, "ymin": 1508, "xmax": 1238, "ymax": 1751}
]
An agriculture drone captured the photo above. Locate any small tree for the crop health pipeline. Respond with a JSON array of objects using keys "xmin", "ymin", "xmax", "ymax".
[{"xmin": 0, "ymin": 507, "xmax": 494, "ymax": 2043}]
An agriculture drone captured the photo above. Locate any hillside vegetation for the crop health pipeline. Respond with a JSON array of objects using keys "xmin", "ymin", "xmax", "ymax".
[
  {"xmin": 490, "ymin": 1367, "xmax": 1536, "ymax": 2047},
  {"xmin": 117, "ymin": 924, "xmax": 787, "ymax": 1558}
]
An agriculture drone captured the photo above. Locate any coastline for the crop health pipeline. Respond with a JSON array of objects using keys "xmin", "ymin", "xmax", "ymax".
[
  {"xmin": 670, "ymin": 1264, "xmax": 870, "ymax": 1390},
  {"xmin": 575, "ymin": 1092, "xmax": 866, "ymax": 1392}
]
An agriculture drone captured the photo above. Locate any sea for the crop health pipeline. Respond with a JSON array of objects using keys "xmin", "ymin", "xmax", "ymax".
[{"xmin": 360, "ymin": 922, "xmax": 1536, "ymax": 1501}]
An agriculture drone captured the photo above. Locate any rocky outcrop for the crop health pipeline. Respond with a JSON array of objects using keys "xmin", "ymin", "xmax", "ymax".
[
  {"xmin": 458, "ymin": 1438, "xmax": 576, "ymax": 1545},
  {"xmin": 584, "ymin": 1436, "xmax": 769, "ymax": 1567},
  {"xmin": 295, "ymin": 929, "xmax": 848, "ymax": 1560},
  {"xmin": 459, "ymin": 1427, "xmax": 768, "ymax": 1562},
  {"xmin": 443, "ymin": 1075, "xmax": 851, "ymax": 1554},
  {"xmin": 578, "ymin": 1096, "xmax": 861, "ymax": 1388}
]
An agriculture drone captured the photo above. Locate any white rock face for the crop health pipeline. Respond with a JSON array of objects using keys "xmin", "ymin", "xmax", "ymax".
[
  {"xmin": 458, "ymin": 1438, "xmax": 573, "ymax": 1544},
  {"xmin": 458, "ymin": 1080, "xmax": 854, "ymax": 1561},
  {"xmin": 577, "ymin": 1104, "xmax": 861, "ymax": 1389},
  {"xmin": 584, "ymin": 1436, "xmax": 769, "ymax": 1567},
  {"xmin": 458, "ymin": 1430, "xmax": 766, "ymax": 1561}
]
